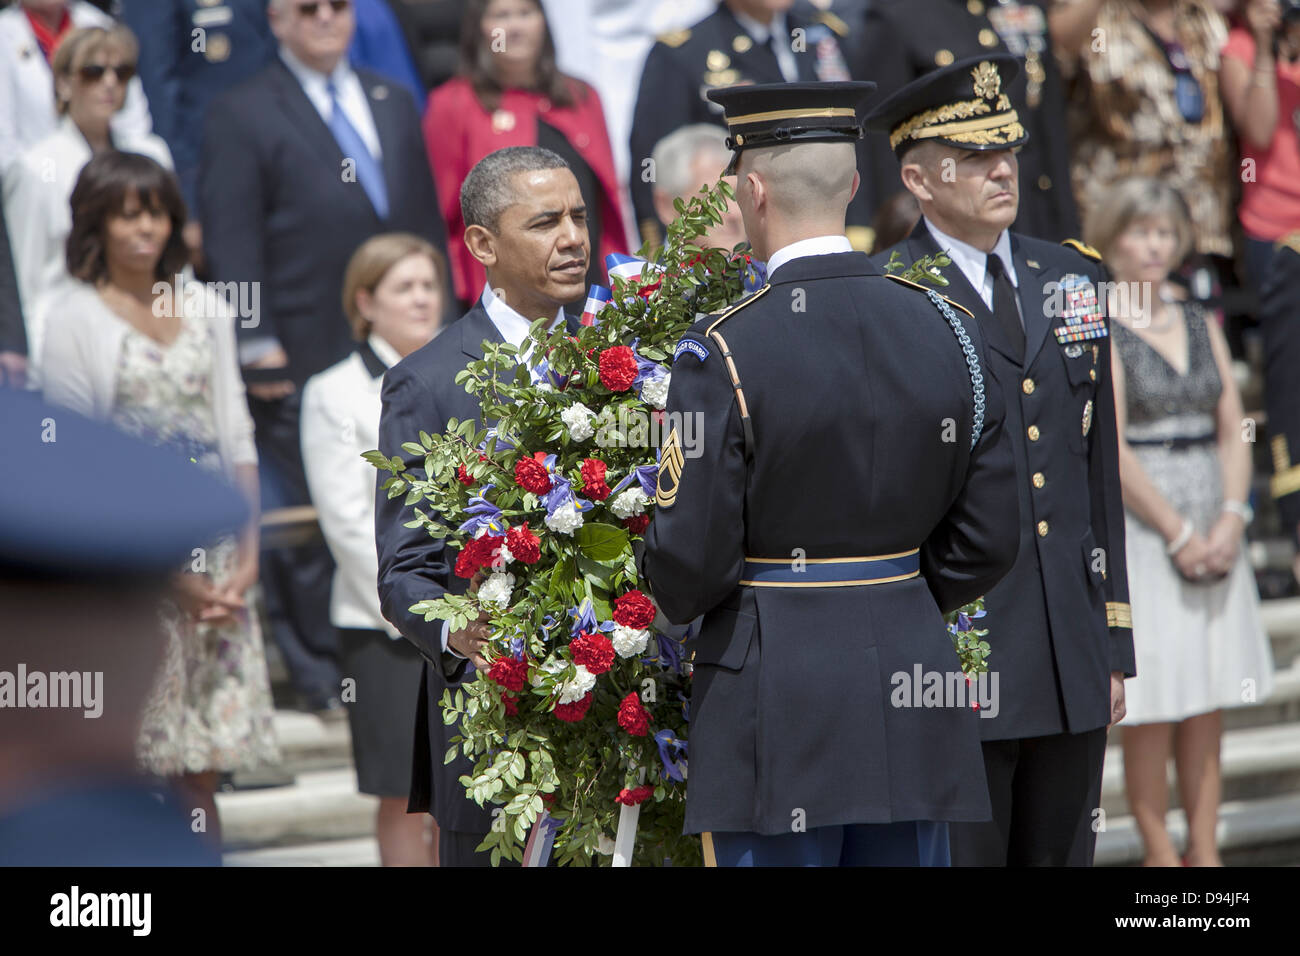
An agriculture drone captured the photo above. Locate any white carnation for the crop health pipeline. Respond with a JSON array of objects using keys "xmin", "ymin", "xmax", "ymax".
[
  {"xmin": 640, "ymin": 373, "xmax": 671, "ymax": 410},
  {"xmin": 477, "ymin": 571, "xmax": 515, "ymax": 607},
  {"xmin": 597, "ymin": 834, "xmax": 616, "ymax": 855},
  {"xmin": 544, "ymin": 501, "xmax": 585, "ymax": 535},
  {"xmin": 611, "ymin": 625, "xmax": 650, "ymax": 658},
  {"xmin": 560, "ymin": 402, "xmax": 595, "ymax": 441},
  {"xmin": 611, "ymin": 487, "xmax": 650, "ymax": 519},
  {"xmin": 495, "ymin": 543, "xmax": 514, "ymax": 566},
  {"xmin": 557, "ymin": 663, "xmax": 597, "ymax": 703}
]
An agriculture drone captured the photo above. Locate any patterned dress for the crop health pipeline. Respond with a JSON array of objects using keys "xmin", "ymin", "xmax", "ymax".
[
  {"xmin": 1113, "ymin": 306, "xmax": 1274, "ymax": 723},
  {"xmin": 112, "ymin": 312, "xmax": 280, "ymax": 775}
]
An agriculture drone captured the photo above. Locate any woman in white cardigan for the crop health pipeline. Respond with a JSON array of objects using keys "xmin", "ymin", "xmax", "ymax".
[
  {"xmin": 301, "ymin": 233, "xmax": 446, "ymax": 866},
  {"xmin": 2, "ymin": 23, "xmax": 171, "ymax": 387},
  {"xmin": 42, "ymin": 151, "xmax": 279, "ymax": 850}
]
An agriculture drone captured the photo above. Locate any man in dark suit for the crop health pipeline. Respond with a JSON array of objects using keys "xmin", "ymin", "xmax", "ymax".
[
  {"xmin": 854, "ymin": 0, "xmax": 1078, "ymax": 243},
  {"xmin": 628, "ymin": 0, "xmax": 868, "ymax": 250},
  {"xmin": 869, "ymin": 55, "xmax": 1135, "ymax": 866},
  {"xmin": 199, "ymin": 0, "xmax": 445, "ymax": 714},
  {"xmin": 376, "ymin": 146, "xmax": 587, "ymax": 866},
  {"xmin": 1261, "ymin": 235, "xmax": 1300, "ymax": 576},
  {"xmin": 643, "ymin": 80, "xmax": 1020, "ymax": 866},
  {"xmin": 0, "ymin": 208, "xmax": 24, "ymax": 389}
]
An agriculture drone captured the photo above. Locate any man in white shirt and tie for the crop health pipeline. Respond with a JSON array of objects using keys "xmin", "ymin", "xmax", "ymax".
[
  {"xmin": 199, "ymin": 0, "xmax": 444, "ymax": 718},
  {"xmin": 375, "ymin": 146, "xmax": 588, "ymax": 867}
]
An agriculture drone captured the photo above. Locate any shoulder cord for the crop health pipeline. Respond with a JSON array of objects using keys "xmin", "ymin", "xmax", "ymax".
[{"xmin": 923, "ymin": 288, "xmax": 986, "ymax": 450}]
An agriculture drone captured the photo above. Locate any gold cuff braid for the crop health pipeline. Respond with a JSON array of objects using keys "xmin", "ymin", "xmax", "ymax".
[{"xmin": 1106, "ymin": 601, "xmax": 1132, "ymax": 630}]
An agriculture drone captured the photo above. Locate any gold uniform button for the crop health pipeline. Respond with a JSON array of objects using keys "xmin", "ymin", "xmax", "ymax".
[
  {"xmin": 1038, "ymin": 174, "xmax": 1052, "ymax": 190},
  {"xmin": 1032, "ymin": 472, "xmax": 1046, "ymax": 489},
  {"xmin": 1022, "ymin": 377, "xmax": 1035, "ymax": 395},
  {"xmin": 1027, "ymin": 425, "xmax": 1040, "ymax": 441},
  {"xmin": 967, "ymin": 0, "xmax": 985, "ymax": 13},
  {"xmin": 979, "ymin": 28, "xmax": 998, "ymax": 48},
  {"xmin": 732, "ymin": 35, "xmax": 753, "ymax": 54},
  {"xmin": 1037, "ymin": 520, "xmax": 1049, "ymax": 537},
  {"xmin": 707, "ymin": 50, "xmax": 731, "ymax": 71},
  {"xmin": 935, "ymin": 48, "xmax": 955, "ymax": 67},
  {"xmin": 1090, "ymin": 368, "xmax": 1097, "ymax": 381}
]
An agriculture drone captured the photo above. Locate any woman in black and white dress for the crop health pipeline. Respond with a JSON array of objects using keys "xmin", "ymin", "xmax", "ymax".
[
  {"xmin": 1089, "ymin": 177, "xmax": 1274, "ymax": 867},
  {"xmin": 301, "ymin": 233, "xmax": 446, "ymax": 866}
]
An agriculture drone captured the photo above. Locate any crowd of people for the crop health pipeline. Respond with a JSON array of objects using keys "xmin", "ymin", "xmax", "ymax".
[{"xmin": 0, "ymin": 0, "xmax": 1295, "ymax": 867}]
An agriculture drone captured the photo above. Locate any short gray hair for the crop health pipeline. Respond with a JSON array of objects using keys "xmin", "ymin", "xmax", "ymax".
[
  {"xmin": 1085, "ymin": 176, "xmax": 1194, "ymax": 268},
  {"xmin": 460, "ymin": 146, "xmax": 570, "ymax": 232},
  {"xmin": 651, "ymin": 124, "xmax": 731, "ymax": 196}
]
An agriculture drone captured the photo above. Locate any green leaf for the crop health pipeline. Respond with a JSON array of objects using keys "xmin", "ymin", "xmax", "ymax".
[{"xmin": 575, "ymin": 522, "xmax": 629, "ymax": 562}]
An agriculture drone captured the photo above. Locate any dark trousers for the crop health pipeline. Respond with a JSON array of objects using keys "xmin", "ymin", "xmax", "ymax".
[
  {"xmin": 439, "ymin": 828, "xmax": 522, "ymax": 868},
  {"xmin": 948, "ymin": 727, "xmax": 1108, "ymax": 866},
  {"xmin": 709, "ymin": 822, "xmax": 951, "ymax": 867},
  {"xmin": 248, "ymin": 391, "xmax": 340, "ymax": 705}
]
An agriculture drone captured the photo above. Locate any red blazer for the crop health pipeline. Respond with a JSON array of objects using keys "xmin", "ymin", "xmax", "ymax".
[{"xmin": 424, "ymin": 75, "xmax": 629, "ymax": 303}]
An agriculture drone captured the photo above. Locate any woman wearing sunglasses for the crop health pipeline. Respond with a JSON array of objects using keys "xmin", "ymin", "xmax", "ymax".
[{"xmin": 1, "ymin": 24, "xmax": 171, "ymax": 388}]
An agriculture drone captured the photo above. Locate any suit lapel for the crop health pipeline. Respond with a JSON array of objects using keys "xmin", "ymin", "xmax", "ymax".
[
  {"xmin": 362, "ymin": 71, "xmax": 398, "ymax": 223},
  {"xmin": 270, "ymin": 60, "xmax": 346, "ymax": 171},
  {"xmin": 1014, "ymin": 236, "xmax": 1053, "ymax": 367},
  {"xmin": 461, "ymin": 304, "xmax": 504, "ymax": 360}
]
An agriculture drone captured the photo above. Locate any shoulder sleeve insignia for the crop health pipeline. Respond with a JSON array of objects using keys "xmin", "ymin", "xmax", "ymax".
[
  {"xmin": 705, "ymin": 284, "xmax": 770, "ymax": 335},
  {"xmin": 883, "ymin": 273, "xmax": 974, "ymax": 319},
  {"xmin": 673, "ymin": 338, "xmax": 711, "ymax": 363},
  {"xmin": 657, "ymin": 28, "xmax": 691, "ymax": 48},
  {"xmin": 1276, "ymin": 231, "xmax": 1300, "ymax": 257},
  {"xmin": 1061, "ymin": 238, "xmax": 1102, "ymax": 261},
  {"xmin": 656, "ymin": 427, "xmax": 685, "ymax": 507}
]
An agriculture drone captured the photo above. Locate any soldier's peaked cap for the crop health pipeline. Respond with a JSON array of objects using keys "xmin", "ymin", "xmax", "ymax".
[
  {"xmin": 706, "ymin": 81, "xmax": 877, "ymax": 174},
  {"xmin": 864, "ymin": 53, "xmax": 1027, "ymax": 156}
]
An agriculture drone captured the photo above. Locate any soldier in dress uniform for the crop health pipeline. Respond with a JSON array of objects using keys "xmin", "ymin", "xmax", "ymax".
[
  {"xmin": 642, "ymin": 80, "xmax": 1021, "ymax": 867},
  {"xmin": 868, "ymin": 54, "xmax": 1134, "ymax": 866},
  {"xmin": 855, "ymin": 0, "xmax": 1077, "ymax": 243},
  {"xmin": 628, "ymin": 1, "xmax": 872, "ymax": 251},
  {"xmin": 1260, "ymin": 233, "xmax": 1300, "ymax": 579}
]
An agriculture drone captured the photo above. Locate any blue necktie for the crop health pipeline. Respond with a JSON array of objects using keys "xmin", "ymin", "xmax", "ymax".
[{"xmin": 325, "ymin": 79, "xmax": 389, "ymax": 220}]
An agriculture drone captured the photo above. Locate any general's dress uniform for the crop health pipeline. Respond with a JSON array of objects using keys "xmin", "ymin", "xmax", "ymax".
[
  {"xmin": 1261, "ymin": 235, "xmax": 1300, "ymax": 546},
  {"xmin": 869, "ymin": 56, "xmax": 1135, "ymax": 866},
  {"xmin": 855, "ymin": 0, "xmax": 1078, "ymax": 242},
  {"xmin": 642, "ymin": 81, "xmax": 1021, "ymax": 867},
  {"xmin": 628, "ymin": 2, "xmax": 872, "ymax": 250}
]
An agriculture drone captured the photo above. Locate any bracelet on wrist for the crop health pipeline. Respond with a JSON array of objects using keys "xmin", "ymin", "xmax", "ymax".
[
  {"xmin": 1166, "ymin": 517, "xmax": 1194, "ymax": 556},
  {"xmin": 1223, "ymin": 499, "xmax": 1253, "ymax": 524}
]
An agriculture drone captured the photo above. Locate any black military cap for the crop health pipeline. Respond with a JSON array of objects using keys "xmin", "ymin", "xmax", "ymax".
[
  {"xmin": 864, "ymin": 53, "xmax": 1027, "ymax": 156},
  {"xmin": 706, "ymin": 80, "xmax": 877, "ymax": 174},
  {"xmin": 0, "ymin": 390, "xmax": 247, "ymax": 579}
]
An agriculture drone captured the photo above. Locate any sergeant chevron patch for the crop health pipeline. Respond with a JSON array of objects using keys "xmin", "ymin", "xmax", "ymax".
[{"xmin": 657, "ymin": 428, "xmax": 685, "ymax": 508}]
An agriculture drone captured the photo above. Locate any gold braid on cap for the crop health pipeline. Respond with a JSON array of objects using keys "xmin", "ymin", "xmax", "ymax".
[{"xmin": 890, "ymin": 60, "xmax": 1018, "ymax": 150}]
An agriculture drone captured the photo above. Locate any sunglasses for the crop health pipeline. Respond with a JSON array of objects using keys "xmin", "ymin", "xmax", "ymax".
[
  {"xmin": 295, "ymin": 0, "xmax": 351, "ymax": 16},
  {"xmin": 77, "ymin": 63, "xmax": 136, "ymax": 84}
]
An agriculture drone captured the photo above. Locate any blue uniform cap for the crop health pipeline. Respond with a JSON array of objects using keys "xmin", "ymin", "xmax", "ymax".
[{"xmin": 0, "ymin": 391, "xmax": 248, "ymax": 578}]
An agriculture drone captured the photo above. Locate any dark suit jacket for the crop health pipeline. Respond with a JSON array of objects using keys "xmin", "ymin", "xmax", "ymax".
[
  {"xmin": 1261, "ymin": 241, "xmax": 1300, "ymax": 544},
  {"xmin": 199, "ymin": 57, "xmax": 446, "ymax": 385},
  {"xmin": 877, "ymin": 221, "xmax": 1135, "ymax": 741},
  {"xmin": 375, "ymin": 303, "xmax": 578, "ymax": 832},
  {"xmin": 644, "ymin": 251, "xmax": 1021, "ymax": 834},
  {"xmin": 0, "ymin": 207, "xmax": 24, "ymax": 356}
]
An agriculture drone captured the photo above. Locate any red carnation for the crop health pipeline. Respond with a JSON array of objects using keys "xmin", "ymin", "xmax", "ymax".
[
  {"xmin": 570, "ymin": 631, "xmax": 615, "ymax": 675},
  {"xmin": 488, "ymin": 655, "xmax": 529, "ymax": 692},
  {"xmin": 623, "ymin": 514, "xmax": 650, "ymax": 535},
  {"xmin": 553, "ymin": 693, "xmax": 593, "ymax": 723},
  {"xmin": 598, "ymin": 346, "xmax": 638, "ymax": 392},
  {"xmin": 505, "ymin": 523, "xmax": 541, "ymax": 565},
  {"xmin": 637, "ymin": 279, "xmax": 662, "ymax": 299},
  {"xmin": 617, "ymin": 691, "xmax": 650, "ymax": 736},
  {"xmin": 514, "ymin": 456, "xmax": 552, "ymax": 494},
  {"xmin": 616, "ymin": 785, "xmax": 655, "ymax": 806},
  {"xmin": 613, "ymin": 589, "xmax": 656, "ymax": 629},
  {"xmin": 456, "ymin": 465, "xmax": 475, "ymax": 486},
  {"xmin": 453, "ymin": 534, "xmax": 502, "ymax": 579},
  {"xmin": 580, "ymin": 458, "xmax": 611, "ymax": 501},
  {"xmin": 502, "ymin": 693, "xmax": 519, "ymax": 716}
]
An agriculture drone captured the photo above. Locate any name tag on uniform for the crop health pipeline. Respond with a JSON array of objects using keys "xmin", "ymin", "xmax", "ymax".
[{"xmin": 193, "ymin": 6, "xmax": 234, "ymax": 27}]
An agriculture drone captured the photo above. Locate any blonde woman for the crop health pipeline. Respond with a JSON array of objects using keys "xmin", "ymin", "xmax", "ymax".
[
  {"xmin": 1089, "ymin": 176, "xmax": 1274, "ymax": 866},
  {"xmin": 301, "ymin": 234, "xmax": 446, "ymax": 866}
]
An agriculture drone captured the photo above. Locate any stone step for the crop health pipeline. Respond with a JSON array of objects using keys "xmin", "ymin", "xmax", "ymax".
[
  {"xmin": 217, "ymin": 767, "xmax": 375, "ymax": 849},
  {"xmin": 264, "ymin": 709, "xmax": 352, "ymax": 775},
  {"xmin": 224, "ymin": 836, "xmax": 380, "ymax": 867},
  {"xmin": 1224, "ymin": 658, "xmax": 1300, "ymax": 730},
  {"xmin": 1096, "ymin": 791, "xmax": 1300, "ymax": 866},
  {"xmin": 1101, "ymin": 719, "xmax": 1300, "ymax": 818}
]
